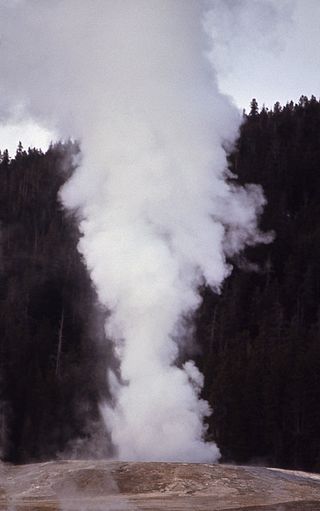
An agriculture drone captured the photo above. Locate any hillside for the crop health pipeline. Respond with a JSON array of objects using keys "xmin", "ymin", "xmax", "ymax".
[
  {"xmin": 1, "ymin": 97, "xmax": 320, "ymax": 470},
  {"xmin": 198, "ymin": 96, "xmax": 320, "ymax": 471}
]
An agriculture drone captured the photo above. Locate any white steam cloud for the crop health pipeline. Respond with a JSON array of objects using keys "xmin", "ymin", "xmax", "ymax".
[
  {"xmin": 0, "ymin": 1, "xmax": 270, "ymax": 462},
  {"xmin": 204, "ymin": 0, "xmax": 296, "ymax": 109}
]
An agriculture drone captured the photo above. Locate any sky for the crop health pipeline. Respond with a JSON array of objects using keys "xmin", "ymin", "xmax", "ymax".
[
  {"xmin": 0, "ymin": 0, "xmax": 319, "ymax": 155},
  {"xmin": 207, "ymin": 0, "xmax": 320, "ymax": 111}
]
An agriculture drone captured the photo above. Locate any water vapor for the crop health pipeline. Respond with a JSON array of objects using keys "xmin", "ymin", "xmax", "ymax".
[
  {"xmin": 204, "ymin": 0, "xmax": 296, "ymax": 108},
  {"xmin": 0, "ymin": 1, "xmax": 269, "ymax": 462}
]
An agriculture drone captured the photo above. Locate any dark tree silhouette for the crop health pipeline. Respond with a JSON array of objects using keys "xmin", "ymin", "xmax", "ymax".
[
  {"xmin": 197, "ymin": 96, "xmax": 320, "ymax": 472},
  {"xmin": 0, "ymin": 142, "xmax": 112, "ymax": 462}
]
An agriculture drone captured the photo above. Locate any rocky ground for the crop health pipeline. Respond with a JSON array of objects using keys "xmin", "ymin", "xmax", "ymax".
[{"xmin": 1, "ymin": 460, "xmax": 320, "ymax": 510}]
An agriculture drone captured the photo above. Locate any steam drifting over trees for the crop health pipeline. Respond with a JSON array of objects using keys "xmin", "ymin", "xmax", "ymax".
[{"xmin": 0, "ymin": 97, "xmax": 320, "ymax": 471}]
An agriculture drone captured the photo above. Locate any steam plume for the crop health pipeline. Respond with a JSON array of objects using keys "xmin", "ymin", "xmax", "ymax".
[{"xmin": 0, "ymin": 1, "xmax": 269, "ymax": 462}]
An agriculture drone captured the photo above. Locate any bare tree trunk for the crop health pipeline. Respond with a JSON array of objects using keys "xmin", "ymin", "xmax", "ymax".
[{"xmin": 55, "ymin": 308, "xmax": 64, "ymax": 378}]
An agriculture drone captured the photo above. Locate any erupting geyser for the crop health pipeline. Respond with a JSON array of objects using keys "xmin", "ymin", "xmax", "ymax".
[{"xmin": 0, "ymin": 1, "xmax": 270, "ymax": 462}]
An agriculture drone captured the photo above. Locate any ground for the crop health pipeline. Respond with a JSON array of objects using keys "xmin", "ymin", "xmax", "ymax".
[{"xmin": 1, "ymin": 459, "xmax": 320, "ymax": 510}]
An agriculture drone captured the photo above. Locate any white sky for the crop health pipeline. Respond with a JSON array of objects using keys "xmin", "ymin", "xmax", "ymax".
[
  {"xmin": 0, "ymin": 119, "xmax": 54, "ymax": 156},
  {"xmin": 0, "ymin": 0, "xmax": 319, "ymax": 155},
  {"xmin": 210, "ymin": 0, "xmax": 320, "ymax": 111}
]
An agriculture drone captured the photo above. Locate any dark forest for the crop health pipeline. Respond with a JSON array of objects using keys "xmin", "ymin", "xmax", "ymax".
[{"xmin": 1, "ymin": 96, "xmax": 320, "ymax": 472}]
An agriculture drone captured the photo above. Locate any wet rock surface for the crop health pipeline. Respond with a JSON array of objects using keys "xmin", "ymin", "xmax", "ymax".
[{"xmin": 1, "ymin": 460, "xmax": 320, "ymax": 510}]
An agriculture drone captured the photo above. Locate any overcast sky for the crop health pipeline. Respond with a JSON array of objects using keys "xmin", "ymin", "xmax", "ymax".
[
  {"xmin": 208, "ymin": 0, "xmax": 320, "ymax": 111},
  {"xmin": 0, "ymin": 0, "xmax": 319, "ymax": 155}
]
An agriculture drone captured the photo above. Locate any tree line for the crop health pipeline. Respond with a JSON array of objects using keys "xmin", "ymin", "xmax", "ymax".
[
  {"xmin": 0, "ymin": 95, "xmax": 320, "ymax": 471},
  {"xmin": 197, "ymin": 95, "xmax": 320, "ymax": 472},
  {"xmin": 0, "ymin": 142, "xmax": 111, "ymax": 462}
]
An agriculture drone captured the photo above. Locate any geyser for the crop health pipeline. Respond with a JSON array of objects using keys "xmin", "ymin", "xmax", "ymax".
[{"xmin": 0, "ymin": 0, "xmax": 269, "ymax": 462}]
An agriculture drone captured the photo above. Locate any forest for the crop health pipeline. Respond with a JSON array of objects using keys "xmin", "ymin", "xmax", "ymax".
[{"xmin": 0, "ymin": 95, "xmax": 320, "ymax": 472}]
